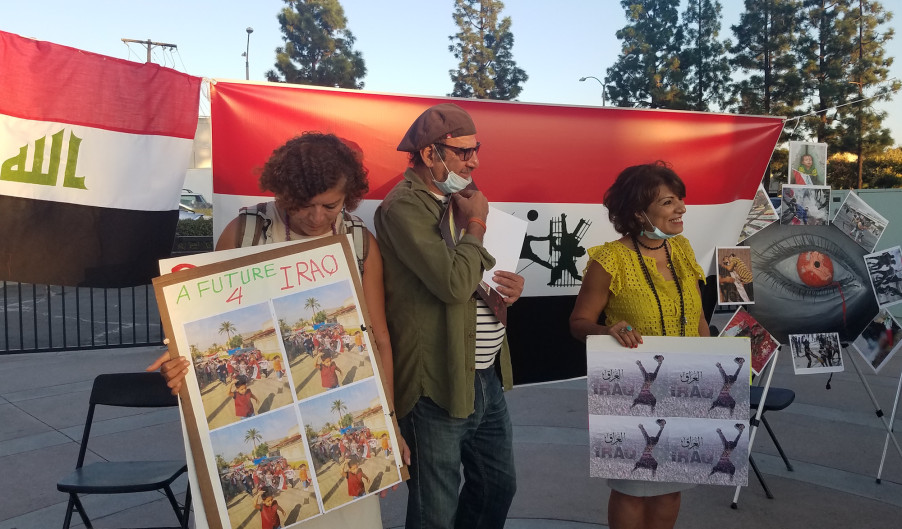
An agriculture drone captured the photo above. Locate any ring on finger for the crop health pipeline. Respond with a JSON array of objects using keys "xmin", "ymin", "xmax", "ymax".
[{"xmin": 619, "ymin": 327, "xmax": 629, "ymax": 334}]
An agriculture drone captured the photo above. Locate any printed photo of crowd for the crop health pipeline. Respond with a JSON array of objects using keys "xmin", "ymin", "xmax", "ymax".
[
  {"xmin": 183, "ymin": 302, "xmax": 294, "ymax": 430},
  {"xmin": 272, "ymin": 280, "xmax": 375, "ymax": 401},
  {"xmin": 297, "ymin": 378, "xmax": 401, "ymax": 512},
  {"xmin": 210, "ymin": 407, "xmax": 321, "ymax": 529}
]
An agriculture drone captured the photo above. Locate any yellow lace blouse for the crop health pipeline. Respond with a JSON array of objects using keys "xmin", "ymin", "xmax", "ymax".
[{"xmin": 586, "ymin": 235, "xmax": 705, "ymax": 337}]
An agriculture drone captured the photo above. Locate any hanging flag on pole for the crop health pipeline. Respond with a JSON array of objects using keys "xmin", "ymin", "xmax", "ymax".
[{"xmin": 0, "ymin": 30, "xmax": 201, "ymax": 287}]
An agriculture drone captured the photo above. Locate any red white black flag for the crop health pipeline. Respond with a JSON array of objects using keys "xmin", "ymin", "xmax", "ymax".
[
  {"xmin": 208, "ymin": 81, "xmax": 784, "ymax": 384},
  {"xmin": 209, "ymin": 81, "xmax": 784, "ymax": 297},
  {"xmin": 0, "ymin": 31, "xmax": 201, "ymax": 287}
]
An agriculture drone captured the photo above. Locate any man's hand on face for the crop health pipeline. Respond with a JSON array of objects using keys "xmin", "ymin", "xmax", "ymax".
[{"xmin": 451, "ymin": 189, "xmax": 488, "ymax": 222}]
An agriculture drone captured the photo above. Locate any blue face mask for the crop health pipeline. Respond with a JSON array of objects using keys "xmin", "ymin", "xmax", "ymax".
[
  {"xmin": 641, "ymin": 212, "xmax": 677, "ymax": 240},
  {"xmin": 431, "ymin": 144, "xmax": 473, "ymax": 195}
]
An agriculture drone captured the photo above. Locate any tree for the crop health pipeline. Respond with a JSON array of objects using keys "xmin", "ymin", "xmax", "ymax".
[
  {"xmin": 245, "ymin": 428, "xmax": 263, "ymax": 452},
  {"xmin": 218, "ymin": 321, "xmax": 237, "ymax": 344},
  {"xmin": 843, "ymin": 0, "xmax": 898, "ymax": 188},
  {"xmin": 606, "ymin": 0, "xmax": 686, "ymax": 109},
  {"xmin": 680, "ymin": 0, "xmax": 733, "ymax": 111},
  {"xmin": 305, "ymin": 423, "xmax": 317, "ymax": 439},
  {"xmin": 215, "ymin": 454, "xmax": 229, "ymax": 472},
  {"xmin": 266, "ymin": 0, "xmax": 366, "ymax": 88},
  {"xmin": 729, "ymin": 0, "xmax": 804, "ymax": 116},
  {"xmin": 827, "ymin": 148, "xmax": 902, "ymax": 188},
  {"xmin": 304, "ymin": 297, "xmax": 321, "ymax": 320},
  {"xmin": 448, "ymin": 0, "xmax": 528, "ymax": 100},
  {"xmin": 331, "ymin": 399, "xmax": 348, "ymax": 425},
  {"xmin": 253, "ymin": 441, "xmax": 270, "ymax": 459},
  {"xmin": 228, "ymin": 335, "xmax": 244, "ymax": 349},
  {"xmin": 313, "ymin": 310, "xmax": 328, "ymax": 324},
  {"xmin": 279, "ymin": 318, "xmax": 291, "ymax": 337},
  {"xmin": 340, "ymin": 412, "xmax": 354, "ymax": 428},
  {"xmin": 795, "ymin": 0, "xmax": 859, "ymax": 146}
]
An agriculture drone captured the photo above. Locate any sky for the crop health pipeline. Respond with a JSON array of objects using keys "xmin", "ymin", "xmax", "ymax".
[
  {"xmin": 185, "ymin": 301, "xmax": 273, "ymax": 350},
  {"xmin": 3, "ymin": 0, "xmax": 900, "ymax": 146}
]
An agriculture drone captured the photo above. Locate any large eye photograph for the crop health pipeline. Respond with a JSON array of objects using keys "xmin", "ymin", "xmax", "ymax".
[{"xmin": 745, "ymin": 223, "xmax": 879, "ymax": 344}]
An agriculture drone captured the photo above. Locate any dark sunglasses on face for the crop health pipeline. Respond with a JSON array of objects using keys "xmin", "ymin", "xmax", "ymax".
[{"xmin": 437, "ymin": 142, "xmax": 481, "ymax": 161}]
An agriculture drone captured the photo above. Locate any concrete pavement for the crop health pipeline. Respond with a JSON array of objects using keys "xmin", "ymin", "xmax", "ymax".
[{"xmin": 3, "ymin": 337, "xmax": 902, "ymax": 528}]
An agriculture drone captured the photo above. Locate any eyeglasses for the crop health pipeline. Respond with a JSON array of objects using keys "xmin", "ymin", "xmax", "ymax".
[{"xmin": 436, "ymin": 142, "xmax": 481, "ymax": 161}]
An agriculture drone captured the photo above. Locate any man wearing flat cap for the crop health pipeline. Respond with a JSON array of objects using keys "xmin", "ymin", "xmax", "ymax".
[{"xmin": 375, "ymin": 103, "xmax": 524, "ymax": 528}]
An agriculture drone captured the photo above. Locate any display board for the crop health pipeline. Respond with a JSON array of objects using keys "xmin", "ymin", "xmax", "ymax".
[
  {"xmin": 587, "ymin": 336, "xmax": 750, "ymax": 486},
  {"xmin": 154, "ymin": 236, "xmax": 404, "ymax": 529}
]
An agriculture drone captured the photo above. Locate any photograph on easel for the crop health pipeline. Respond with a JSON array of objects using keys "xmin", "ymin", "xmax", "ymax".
[
  {"xmin": 716, "ymin": 247, "xmax": 754, "ymax": 306},
  {"xmin": 718, "ymin": 308, "xmax": 779, "ymax": 376},
  {"xmin": 832, "ymin": 193, "xmax": 888, "ymax": 253},
  {"xmin": 864, "ymin": 246, "xmax": 902, "ymax": 309},
  {"xmin": 780, "ymin": 185, "xmax": 830, "ymax": 226},
  {"xmin": 852, "ymin": 310, "xmax": 902, "ymax": 374},
  {"xmin": 789, "ymin": 332, "xmax": 843, "ymax": 374}
]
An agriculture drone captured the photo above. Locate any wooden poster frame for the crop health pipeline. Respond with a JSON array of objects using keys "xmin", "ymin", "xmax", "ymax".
[{"xmin": 154, "ymin": 235, "xmax": 406, "ymax": 529}]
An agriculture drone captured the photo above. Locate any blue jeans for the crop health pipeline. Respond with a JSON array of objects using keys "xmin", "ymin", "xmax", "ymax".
[{"xmin": 400, "ymin": 367, "xmax": 516, "ymax": 529}]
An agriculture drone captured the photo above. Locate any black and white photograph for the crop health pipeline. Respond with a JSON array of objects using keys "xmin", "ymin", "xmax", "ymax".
[
  {"xmin": 789, "ymin": 332, "xmax": 844, "ymax": 374},
  {"xmin": 587, "ymin": 336, "xmax": 750, "ymax": 419},
  {"xmin": 864, "ymin": 246, "xmax": 902, "ymax": 308},
  {"xmin": 832, "ymin": 193, "xmax": 889, "ymax": 252},
  {"xmin": 589, "ymin": 415, "xmax": 749, "ymax": 486}
]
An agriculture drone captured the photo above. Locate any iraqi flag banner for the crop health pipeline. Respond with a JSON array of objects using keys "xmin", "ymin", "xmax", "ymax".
[
  {"xmin": 210, "ymin": 80, "xmax": 784, "ymax": 383},
  {"xmin": 0, "ymin": 31, "xmax": 201, "ymax": 287}
]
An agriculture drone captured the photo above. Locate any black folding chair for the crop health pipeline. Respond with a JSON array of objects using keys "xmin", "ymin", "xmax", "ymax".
[{"xmin": 57, "ymin": 372, "xmax": 192, "ymax": 529}]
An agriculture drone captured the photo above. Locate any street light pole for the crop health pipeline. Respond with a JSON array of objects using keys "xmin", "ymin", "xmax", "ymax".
[
  {"xmin": 579, "ymin": 76, "xmax": 607, "ymax": 106},
  {"xmin": 245, "ymin": 27, "xmax": 254, "ymax": 80}
]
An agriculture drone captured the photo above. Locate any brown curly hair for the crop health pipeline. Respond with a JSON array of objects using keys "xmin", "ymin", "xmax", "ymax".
[
  {"xmin": 258, "ymin": 132, "xmax": 369, "ymax": 212},
  {"xmin": 603, "ymin": 161, "xmax": 686, "ymax": 237}
]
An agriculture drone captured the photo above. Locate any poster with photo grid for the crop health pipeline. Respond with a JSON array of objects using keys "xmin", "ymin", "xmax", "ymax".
[{"xmin": 154, "ymin": 236, "xmax": 405, "ymax": 529}]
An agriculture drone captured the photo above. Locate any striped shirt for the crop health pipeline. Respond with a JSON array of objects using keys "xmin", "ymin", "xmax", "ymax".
[{"xmin": 475, "ymin": 299, "xmax": 505, "ymax": 369}]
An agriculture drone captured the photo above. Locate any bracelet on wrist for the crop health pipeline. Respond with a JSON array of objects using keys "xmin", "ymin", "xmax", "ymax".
[{"xmin": 468, "ymin": 217, "xmax": 487, "ymax": 231}]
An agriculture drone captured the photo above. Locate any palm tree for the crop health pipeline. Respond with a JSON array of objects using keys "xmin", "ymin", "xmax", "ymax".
[
  {"xmin": 219, "ymin": 321, "xmax": 237, "ymax": 344},
  {"xmin": 305, "ymin": 297, "xmax": 321, "ymax": 320},
  {"xmin": 244, "ymin": 428, "xmax": 263, "ymax": 452},
  {"xmin": 331, "ymin": 399, "xmax": 348, "ymax": 425}
]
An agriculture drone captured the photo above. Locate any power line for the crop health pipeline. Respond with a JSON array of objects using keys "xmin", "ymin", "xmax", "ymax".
[{"xmin": 121, "ymin": 38, "xmax": 177, "ymax": 64}]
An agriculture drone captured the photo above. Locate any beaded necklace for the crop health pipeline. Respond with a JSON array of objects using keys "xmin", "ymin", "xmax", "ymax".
[
  {"xmin": 631, "ymin": 236, "xmax": 686, "ymax": 337},
  {"xmin": 284, "ymin": 208, "xmax": 337, "ymax": 241},
  {"xmin": 635, "ymin": 237, "xmax": 666, "ymax": 251}
]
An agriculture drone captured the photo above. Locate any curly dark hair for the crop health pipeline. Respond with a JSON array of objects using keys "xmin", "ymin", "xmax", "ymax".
[
  {"xmin": 258, "ymin": 132, "xmax": 369, "ymax": 212},
  {"xmin": 603, "ymin": 161, "xmax": 686, "ymax": 237}
]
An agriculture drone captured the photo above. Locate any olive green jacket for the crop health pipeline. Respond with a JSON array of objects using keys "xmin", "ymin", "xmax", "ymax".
[{"xmin": 374, "ymin": 169, "xmax": 513, "ymax": 419}]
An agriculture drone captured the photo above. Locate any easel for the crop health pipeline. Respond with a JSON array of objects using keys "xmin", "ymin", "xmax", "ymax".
[
  {"xmin": 842, "ymin": 342, "xmax": 902, "ymax": 482},
  {"xmin": 731, "ymin": 345, "xmax": 780, "ymax": 508}
]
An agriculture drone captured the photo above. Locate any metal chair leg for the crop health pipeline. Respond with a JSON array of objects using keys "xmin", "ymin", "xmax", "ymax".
[
  {"xmin": 762, "ymin": 415, "xmax": 794, "ymax": 471},
  {"xmin": 181, "ymin": 484, "xmax": 193, "ymax": 529},
  {"xmin": 63, "ymin": 494, "xmax": 93, "ymax": 529},
  {"xmin": 748, "ymin": 455, "xmax": 774, "ymax": 499}
]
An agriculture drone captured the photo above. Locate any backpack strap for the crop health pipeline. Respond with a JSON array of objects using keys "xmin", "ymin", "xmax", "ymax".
[
  {"xmin": 341, "ymin": 211, "xmax": 369, "ymax": 275},
  {"xmin": 235, "ymin": 203, "xmax": 272, "ymax": 247}
]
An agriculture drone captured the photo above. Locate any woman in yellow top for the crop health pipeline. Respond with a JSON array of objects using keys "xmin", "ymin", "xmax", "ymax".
[{"xmin": 570, "ymin": 161, "xmax": 710, "ymax": 529}]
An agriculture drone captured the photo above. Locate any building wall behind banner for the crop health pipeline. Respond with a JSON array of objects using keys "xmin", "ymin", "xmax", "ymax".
[{"xmin": 209, "ymin": 81, "xmax": 784, "ymax": 384}]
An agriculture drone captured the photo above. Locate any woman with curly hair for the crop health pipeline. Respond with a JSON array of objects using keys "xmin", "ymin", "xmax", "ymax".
[
  {"xmin": 570, "ymin": 161, "xmax": 710, "ymax": 529},
  {"xmin": 149, "ymin": 132, "xmax": 409, "ymax": 528}
]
